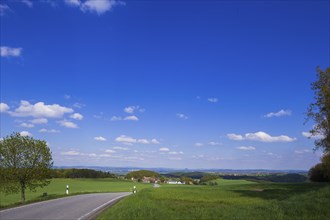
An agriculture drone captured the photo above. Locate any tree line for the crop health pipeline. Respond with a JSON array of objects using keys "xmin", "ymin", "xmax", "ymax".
[{"xmin": 51, "ymin": 168, "xmax": 117, "ymax": 179}]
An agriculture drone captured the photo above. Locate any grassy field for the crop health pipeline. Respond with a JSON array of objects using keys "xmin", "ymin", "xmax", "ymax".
[
  {"xmin": 98, "ymin": 179, "xmax": 330, "ymax": 220},
  {"xmin": 0, "ymin": 178, "xmax": 151, "ymax": 208}
]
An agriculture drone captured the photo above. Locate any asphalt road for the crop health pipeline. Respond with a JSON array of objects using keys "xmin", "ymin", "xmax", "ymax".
[{"xmin": 0, "ymin": 192, "xmax": 131, "ymax": 220}]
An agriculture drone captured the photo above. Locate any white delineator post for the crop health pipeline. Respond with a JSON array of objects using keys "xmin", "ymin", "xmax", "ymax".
[
  {"xmin": 133, "ymin": 185, "xmax": 136, "ymax": 194},
  {"xmin": 66, "ymin": 185, "xmax": 69, "ymax": 195}
]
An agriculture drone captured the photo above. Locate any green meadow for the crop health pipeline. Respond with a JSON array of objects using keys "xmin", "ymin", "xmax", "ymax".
[
  {"xmin": 0, "ymin": 178, "xmax": 150, "ymax": 208},
  {"xmin": 98, "ymin": 179, "xmax": 330, "ymax": 220}
]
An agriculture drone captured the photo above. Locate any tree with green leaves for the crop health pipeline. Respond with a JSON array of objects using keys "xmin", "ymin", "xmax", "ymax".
[
  {"xmin": 0, "ymin": 132, "xmax": 53, "ymax": 202},
  {"xmin": 307, "ymin": 67, "xmax": 330, "ymax": 152}
]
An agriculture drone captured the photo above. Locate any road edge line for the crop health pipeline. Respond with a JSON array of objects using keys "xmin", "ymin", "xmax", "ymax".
[{"xmin": 77, "ymin": 193, "xmax": 131, "ymax": 220}]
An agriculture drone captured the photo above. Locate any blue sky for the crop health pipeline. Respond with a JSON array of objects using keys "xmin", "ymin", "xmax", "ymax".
[{"xmin": 0, "ymin": 0, "xmax": 329, "ymax": 170}]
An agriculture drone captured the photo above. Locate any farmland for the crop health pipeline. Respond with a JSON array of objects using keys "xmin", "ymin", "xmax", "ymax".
[{"xmin": 98, "ymin": 179, "xmax": 330, "ymax": 220}]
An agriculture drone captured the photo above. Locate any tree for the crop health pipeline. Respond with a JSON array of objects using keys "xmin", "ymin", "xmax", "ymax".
[
  {"xmin": 306, "ymin": 67, "xmax": 330, "ymax": 152},
  {"xmin": 0, "ymin": 132, "xmax": 53, "ymax": 202}
]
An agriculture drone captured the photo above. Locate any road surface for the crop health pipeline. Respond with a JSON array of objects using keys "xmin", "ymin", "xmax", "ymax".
[{"xmin": 0, "ymin": 192, "xmax": 131, "ymax": 220}]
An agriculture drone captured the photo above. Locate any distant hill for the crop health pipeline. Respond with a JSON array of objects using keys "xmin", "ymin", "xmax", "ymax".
[
  {"xmin": 126, "ymin": 170, "xmax": 160, "ymax": 179},
  {"xmin": 221, "ymin": 173, "xmax": 308, "ymax": 183}
]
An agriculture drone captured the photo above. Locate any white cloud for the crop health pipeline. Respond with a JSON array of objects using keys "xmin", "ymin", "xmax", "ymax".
[
  {"xmin": 115, "ymin": 135, "xmax": 136, "ymax": 144},
  {"xmin": 195, "ymin": 143, "xmax": 204, "ymax": 147},
  {"xmin": 159, "ymin": 147, "xmax": 169, "ymax": 152},
  {"xmin": 94, "ymin": 136, "xmax": 107, "ymax": 141},
  {"xmin": 65, "ymin": 0, "xmax": 124, "ymax": 15},
  {"xmin": 264, "ymin": 109, "xmax": 291, "ymax": 118},
  {"xmin": 30, "ymin": 118, "xmax": 48, "ymax": 124},
  {"xmin": 115, "ymin": 135, "xmax": 159, "ymax": 145},
  {"xmin": 169, "ymin": 151, "xmax": 184, "ymax": 155},
  {"xmin": 61, "ymin": 150, "xmax": 81, "ymax": 156},
  {"xmin": 0, "ymin": 46, "xmax": 22, "ymax": 57},
  {"xmin": 294, "ymin": 149, "xmax": 312, "ymax": 154},
  {"xmin": 137, "ymin": 139, "xmax": 149, "ymax": 144},
  {"xmin": 113, "ymin": 146, "xmax": 129, "ymax": 150},
  {"xmin": 302, "ymin": 131, "xmax": 324, "ymax": 139},
  {"xmin": 20, "ymin": 131, "xmax": 32, "ymax": 137},
  {"xmin": 10, "ymin": 100, "xmax": 74, "ymax": 118},
  {"xmin": 124, "ymin": 115, "xmax": 139, "ymax": 121},
  {"xmin": 105, "ymin": 149, "xmax": 116, "ymax": 153},
  {"xmin": 19, "ymin": 123, "xmax": 34, "ymax": 128},
  {"xmin": 39, "ymin": 128, "xmax": 59, "ymax": 133},
  {"xmin": 237, "ymin": 146, "xmax": 256, "ymax": 151},
  {"xmin": 70, "ymin": 113, "xmax": 84, "ymax": 120},
  {"xmin": 208, "ymin": 142, "xmax": 221, "ymax": 146},
  {"xmin": 208, "ymin": 98, "xmax": 218, "ymax": 103},
  {"xmin": 21, "ymin": 0, "xmax": 33, "ymax": 8},
  {"xmin": 227, "ymin": 134, "xmax": 244, "ymax": 141},
  {"xmin": 73, "ymin": 102, "xmax": 85, "ymax": 108},
  {"xmin": 177, "ymin": 113, "xmax": 188, "ymax": 120},
  {"xmin": 124, "ymin": 105, "xmax": 144, "ymax": 114},
  {"xmin": 227, "ymin": 131, "xmax": 296, "ymax": 142},
  {"xmin": 151, "ymin": 139, "xmax": 160, "ymax": 144},
  {"xmin": 57, "ymin": 120, "xmax": 78, "ymax": 128},
  {"xmin": 0, "ymin": 103, "xmax": 10, "ymax": 112},
  {"xmin": 0, "ymin": 4, "xmax": 10, "ymax": 16}
]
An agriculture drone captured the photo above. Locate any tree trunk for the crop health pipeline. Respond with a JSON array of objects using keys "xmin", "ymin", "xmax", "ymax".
[{"xmin": 20, "ymin": 184, "xmax": 26, "ymax": 202}]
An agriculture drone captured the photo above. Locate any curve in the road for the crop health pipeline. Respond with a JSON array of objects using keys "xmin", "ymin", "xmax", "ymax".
[{"xmin": 0, "ymin": 192, "xmax": 131, "ymax": 220}]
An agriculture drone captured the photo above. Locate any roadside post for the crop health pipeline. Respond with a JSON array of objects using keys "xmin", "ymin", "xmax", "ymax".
[
  {"xmin": 133, "ymin": 185, "xmax": 136, "ymax": 194},
  {"xmin": 66, "ymin": 185, "xmax": 69, "ymax": 195}
]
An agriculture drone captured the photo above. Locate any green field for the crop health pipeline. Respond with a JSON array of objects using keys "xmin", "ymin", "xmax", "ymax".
[
  {"xmin": 0, "ymin": 178, "xmax": 151, "ymax": 208},
  {"xmin": 98, "ymin": 179, "xmax": 330, "ymax": 220}
]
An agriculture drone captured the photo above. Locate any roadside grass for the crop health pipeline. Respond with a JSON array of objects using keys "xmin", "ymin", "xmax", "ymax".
[
  {"xmin": 0, "ymin": 178, "xmax": 151, "ymax": 208},
  {"xmin": 98, "ymin": 181, "xmax": 330, "ymax": 220}
]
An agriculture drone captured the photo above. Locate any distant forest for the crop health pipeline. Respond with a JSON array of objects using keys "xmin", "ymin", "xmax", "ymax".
[{"xmin": 51, "ymin": 169, "xmax": 116, "ymax": 179}]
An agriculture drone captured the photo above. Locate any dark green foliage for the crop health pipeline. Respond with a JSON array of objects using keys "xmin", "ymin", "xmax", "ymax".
[
  {"xmin": 222, "ymin": 173, "xmax": 308, "ymax": 183},
  {"xmin": 200, "ymin": 174, "xmax": 218, "ymax": 183},
  {"xmin": 309, "ymin": 153, "xmax": 330, "ymax": 182},
  {"xmin": 306, "ymin": 67, "xmax": 330, "ymax": 152},
  {"xmin": 180, "ymin": 176, "xmax": 194, "ymax": 184},
  {"xmin": 51, "ymin": 169, "xmax": 117, "ymax": 179},
  {"xmin": 0, "ymin": 132, "xmax": 53, "ymax": 202},
  {"xmin": 125, "ymin": 170, "xmax": 160, "ymax": 179},
  {"xmin": 163, "ymin": 172, "xmax": 206, "ymax": 179}
]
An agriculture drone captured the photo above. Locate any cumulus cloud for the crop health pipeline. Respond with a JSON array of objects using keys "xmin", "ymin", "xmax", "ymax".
[
  {"xmin": 20, "ymin": 131, "xmax": 32, "ymax": 137},
  {"xmin": 61, "ymin": 150, "xmax": 81, "ymax": 156},
  {"xmin": 264, "ymin": 109, "xmax": 291, "ymax": 118},
  {"xmin": 94, "ymin": 136, "xmax": 107, "ymax": 141},
  {"xmin": 70, "ymin": 113, "xmax": 83, "ymax": 120},
  {"xmin": 19, "ymin": 123, "xmax": 34, "ymax": 128},
  {"xmin": 65, "ymin": 0, "xmax": 124, "ymax": 15},
  {"xmin": 115, "ymin": 135, "xmax": 160, "ymax": 145},
  {"xmin": 227, "ymin": 131, "xmax": 296, "ymax": 142},
  {"xmin": 169, "ymin": 151, "xmax": 184, "ymax": 155},
  {"xmin": 30, "ymin": 118, "xmax": 48, "ymax": 124},
  {"xmin": 1, "ymin": 46, "xmax": 22, "ymax": 57},
  {"xmin": 208, "ymin": 98, "xmax": 218, "ymax": 103},
  {"xmin": 195, "ymin": 143, "xmax": 204, "ymax": 147},
  {"xmin": 105, "ymin": 149, "xmax": 116, "ymax": 153},
  {"xmin": 124, "ymin": 105, "xmax": 144, "ymax": 114},
  {"xmin": 113, "ymin": 146, "xmax": 129, "ymax": 150},
  {"xmin": 236, "ymin": 146, "xmax": 256, "ymax": 151},
  {"xmin": 9, "ymin": 100, "xmax": 74, "ymax": 118},
  {"xmin": 0, "ymin": 103, "xmax": 10, "ymax": 112},
  {"xmin": 208, "ymin": 142, "xmax": 221, "ymax": 146},
  {"xmin": 124, "ymin": 115, "xmax": 139, "ymax": 121},
  {"xmin": 159, "ymin": 147, "xmax": 169, "ymax": 152},
  {"xmin": 57, "ymin": 120, "xmax": 78, "ymax": 128},
  {"xmin": 177, "ymin": 113, "xmax": 188, "ymax": 120},
  {"xmin": 39, "ymin": 128, "xmax": 59, "ymax": 133}
]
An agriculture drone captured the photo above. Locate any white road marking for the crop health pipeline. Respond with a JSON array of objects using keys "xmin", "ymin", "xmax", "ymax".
[{"xmin": 77, "ymin": 193, "xmax": 130, "ymax": 220}]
